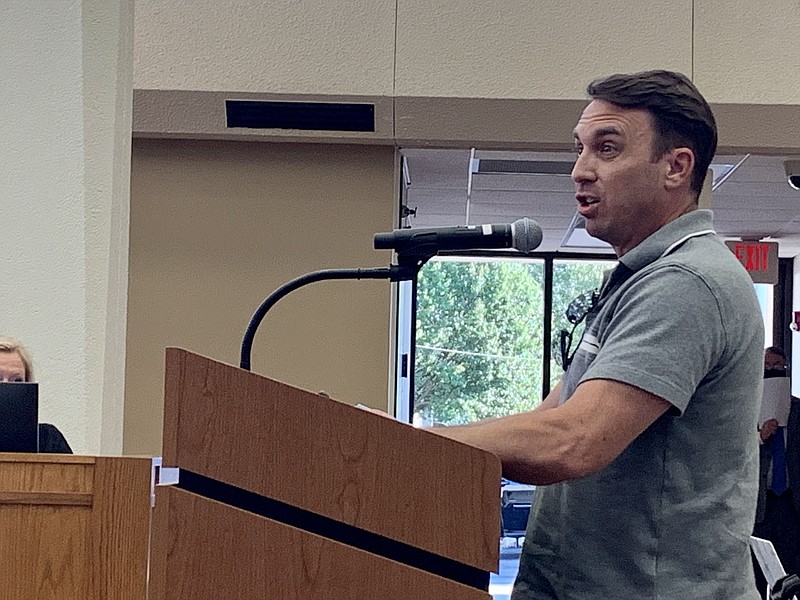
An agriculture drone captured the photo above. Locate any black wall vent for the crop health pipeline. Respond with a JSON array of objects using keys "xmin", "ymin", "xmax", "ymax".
[
  {"xmin": 225, "ymin": 100, "xmax": 375, "ymax": 132},
  {"xmin": 475, "ymin": 159, "xmax": 574, "ymax": 175}
]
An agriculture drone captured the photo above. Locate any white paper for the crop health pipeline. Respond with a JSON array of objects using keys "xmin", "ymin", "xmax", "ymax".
[
  {"xmin": 750, "ymin": 536, "xmax": 786, "ymax": 589},
  {"xmin": 760, "ymin": 377, "xmax": 792, "ymax": 427}
]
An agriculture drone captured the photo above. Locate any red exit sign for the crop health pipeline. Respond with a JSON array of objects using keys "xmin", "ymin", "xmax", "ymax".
[{"xmin": 725, "ymin": 241, "xmax": 778, "ymax": 284}]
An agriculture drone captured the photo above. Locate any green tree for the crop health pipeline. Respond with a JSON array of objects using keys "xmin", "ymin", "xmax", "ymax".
[
  {"xmin": 415, "ymin": 259, "xmax": 544, "ymax": 425},
  {"xmin": 414, "ymin": 257, "xmax": 615, "ymax": 425},
  {"xmin": 550, "ymin": 260, "xmax": 615, "ymax": 386}
]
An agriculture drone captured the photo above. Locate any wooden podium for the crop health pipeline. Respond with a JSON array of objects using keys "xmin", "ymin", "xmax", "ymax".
[
  {"xmin": 0, "ymin": 453, "xmax": 153, "ymax": 600},
  {"xmin": 149, "ymin": 348, "xmax": 502, "ymax": 600}
]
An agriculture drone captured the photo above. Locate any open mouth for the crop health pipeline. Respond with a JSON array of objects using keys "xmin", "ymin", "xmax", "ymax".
[
  {"xmin": 576, "ymin": 195, "xmax": 600, "ymax": 213},
  {"xmin": 576, "ymin": 194, "xmax": 600, "ymax": 218},
  {"xmin": 576, "ymin": 193, "xmax": 600, "ymax": 206}
]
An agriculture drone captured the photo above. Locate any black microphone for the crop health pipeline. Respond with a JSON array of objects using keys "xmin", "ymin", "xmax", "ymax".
[{"xmin": 373, "ymin": 218, "xmax": 543, "ymax": 254}]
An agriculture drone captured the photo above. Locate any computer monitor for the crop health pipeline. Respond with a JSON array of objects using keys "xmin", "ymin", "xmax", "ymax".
[{"xmin": 0, "ymin": 382, "xmax": 39, "ymax": 452}]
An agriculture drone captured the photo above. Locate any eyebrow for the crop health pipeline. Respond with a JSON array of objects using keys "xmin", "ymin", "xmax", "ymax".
[{"xmin": 573, "ymin": 125, "xmax": 624, "ymax": 141}]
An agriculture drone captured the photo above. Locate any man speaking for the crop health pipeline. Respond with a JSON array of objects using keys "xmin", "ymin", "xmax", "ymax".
[{"xmin": 433, "ymin": 70, "xmax": 764, "ymax": 600}]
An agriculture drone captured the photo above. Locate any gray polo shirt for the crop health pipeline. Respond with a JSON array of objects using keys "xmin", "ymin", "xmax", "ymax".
[{"xmin": 513, "ymin": 210, "xmax": 764, "ymax": 600}]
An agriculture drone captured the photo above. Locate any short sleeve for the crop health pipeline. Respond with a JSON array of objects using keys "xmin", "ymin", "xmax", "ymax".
[{"xmin": 580, "ymin": 265, "xmax": 726, "ymax": 414}]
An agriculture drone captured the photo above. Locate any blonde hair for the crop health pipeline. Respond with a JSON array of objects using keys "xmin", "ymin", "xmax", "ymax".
[{"xmin": 0, "ymin": 336, "xmax": 34, "ymax": 381}]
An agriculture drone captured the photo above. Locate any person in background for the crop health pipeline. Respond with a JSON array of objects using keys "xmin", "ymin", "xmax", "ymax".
[
  {"xmin": 0, "ymin": 336, "xmax": 72, "ymax": 453},
  {"xmin": 430, "ymin": 70, "xmax": 764, "ymax": 599},
  {"xmin": 754, "ymin": 346, "xmax": 800, "ymax": 587}
]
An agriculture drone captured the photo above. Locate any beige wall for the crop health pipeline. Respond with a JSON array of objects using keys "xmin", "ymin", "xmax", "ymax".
[
  {"xmin": 127, "ymin": 0, "xmax": 800, "ymax": 456},
  {"xmin": 135, "ymin": 0, "xmax": 800, "ymax": 105},
  {"xmin": 134, "ymin": 0, "xmax": 397, "ymax": 96},
  {"xmin": 395, "ymin": 0, "xmax": 692, "ymax": 100},
  {"xmin": 0, "ymin": 1, "xmax": 132, "ymax": 455},
  {"xmin": 125, "ymin": 140, "xmax": 396, "ymax": 455},
  {"xmin": 695, "ymin": 0, "xmax": 800, "ymax": 104},
  {"xmin": 132, "ymin": 1, "xmax": 800, "ymax": 151}
]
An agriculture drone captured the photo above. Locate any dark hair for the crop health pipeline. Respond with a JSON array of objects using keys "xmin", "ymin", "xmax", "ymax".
[
  {"xmin": 765, "ymin": 346, "xmax": 788, "ymax": 361},
  {"xmin": 586, "ymin": 70, "xmax": 717, "ymax": 197}
]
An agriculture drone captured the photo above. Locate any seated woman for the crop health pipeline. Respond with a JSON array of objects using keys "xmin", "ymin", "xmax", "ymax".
[{"xmin": 0, "ymin": 336, "xmax": 72, "ymax": 453}]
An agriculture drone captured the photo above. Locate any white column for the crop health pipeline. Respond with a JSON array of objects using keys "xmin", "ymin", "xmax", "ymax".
[{"xmin": 0, "ymin": 1, "xmax": 133, "ymax": 454}]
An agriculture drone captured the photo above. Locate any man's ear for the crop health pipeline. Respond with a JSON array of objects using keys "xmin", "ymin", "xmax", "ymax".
[{"xmin": 663, "ymin": 147, "xmax": 695, "ymax": 190}]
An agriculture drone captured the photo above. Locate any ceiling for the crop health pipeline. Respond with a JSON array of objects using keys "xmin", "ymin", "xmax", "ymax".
[{"xmin": 400, "ymin": 149, "xmax": 800, "ymax": 258}]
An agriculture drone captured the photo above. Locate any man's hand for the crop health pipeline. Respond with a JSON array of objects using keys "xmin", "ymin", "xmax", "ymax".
[
  {"xmin": 355, "ymin": 404, "xmax": 401, "ymax": 422},
  {"xmin": 759, "ymin": 418, "xmax": 779, "ymax": 442}
]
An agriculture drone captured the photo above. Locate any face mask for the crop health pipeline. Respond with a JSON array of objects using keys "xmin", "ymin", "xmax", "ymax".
[{"xmin": 764, "ymin": 368, "xmax": 788, "ymax": 378}]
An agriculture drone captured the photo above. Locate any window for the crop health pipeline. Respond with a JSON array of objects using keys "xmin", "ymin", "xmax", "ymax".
[
  {"xmin": 550, "ymin": 259, "xmax": 616, "ymax": 388},
  {"xmin": 411, "ymin": 256, "xmax": 545, "ymax": 426},
  {"xmin": 754, "ymin": 283, "xmax": 774, "ymax": 348}
]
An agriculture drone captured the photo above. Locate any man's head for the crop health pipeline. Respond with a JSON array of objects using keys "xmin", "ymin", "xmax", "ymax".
[
  {"xmin": 585, "ymin": 70, "xmax": 717, "ymax": 196},
  {"xmin": 764, "ymin": 346, "xmax": 788, "ymax": 372},
  {"xmin": 572, "ymin": 70, "xmax": 717, "ymax": 256}
]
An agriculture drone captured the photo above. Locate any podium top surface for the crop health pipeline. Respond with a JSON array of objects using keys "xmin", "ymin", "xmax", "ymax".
[{"xmin": 0, "ymin": 453, "xmax": 96, "ymax": 464}]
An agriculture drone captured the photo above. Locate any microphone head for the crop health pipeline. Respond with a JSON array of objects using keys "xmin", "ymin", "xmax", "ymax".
[{"xmin": 512, "ymin": 218, "xmax": 543, "ymax": 253}]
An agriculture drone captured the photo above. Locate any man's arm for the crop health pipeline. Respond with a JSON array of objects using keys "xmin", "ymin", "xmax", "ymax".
[
  {"xmin": 431, "ymin": 378, "xmax": 670, "ymax": 485},
  {"xmin": 535, "ymin": 379, "xmax": 563, "ymax": 412},
  {"xmin": 434, "ymin": 380, "xmax": 563, "ymax": 432}
]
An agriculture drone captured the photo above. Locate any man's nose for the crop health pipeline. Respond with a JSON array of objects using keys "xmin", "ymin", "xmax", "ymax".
[{"xmin": 571, "ymin": 153, "xmax": 595, "ymax": 184}]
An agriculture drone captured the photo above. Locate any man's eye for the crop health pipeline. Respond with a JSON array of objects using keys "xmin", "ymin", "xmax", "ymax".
[{"xmin": 600, "ymin": 143, "xmax": 616, "ymax": 153}]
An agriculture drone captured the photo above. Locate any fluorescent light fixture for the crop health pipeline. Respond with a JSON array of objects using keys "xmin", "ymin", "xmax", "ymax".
[
  {"xmin": 560, "ymin": 213, "xmax": 612, "ymax": 250},
  {"xmin": 711, "ymin": 155, "xmax": 750, "ymax": 191},
  {"xmin": 710, "ymin": 164, "xmax": 734, "ymax": 186}
]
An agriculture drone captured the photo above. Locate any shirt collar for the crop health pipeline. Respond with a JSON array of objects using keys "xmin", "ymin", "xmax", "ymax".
[{"xmin": 618, "ymin": 209, "xmax": 716, "ymax": 274}]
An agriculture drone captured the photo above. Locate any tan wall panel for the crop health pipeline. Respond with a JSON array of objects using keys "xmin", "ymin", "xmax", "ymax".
[
  {"xmin": 695, "ymin": 0, "xmax": 800, "ymax": 104},
  {"xmin": 133, "ymin": 90, "xmax": 395, "ymax": 142},
  {"xmin": 133, "ymin": 0, "xmax": 396, "ymax": 96},
  {"xmin": 125, "ymin": 140, "xmax": 396, "ymax": 455},
  {"xmin": 395, "ymin": 0, "xmax": 692, "ymax": 99}
]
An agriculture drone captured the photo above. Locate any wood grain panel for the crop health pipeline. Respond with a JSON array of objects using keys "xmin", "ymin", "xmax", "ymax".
[
  {"xmin": 0, "ymin": 455, "xmax": 93, "ymax": 495},
  {"xmin": 0, "ymin": 504, "xmax": 91, "ymax": 599},
  {"xmin": 89, "ymin": 457, "xmax": 152, "ymax": 600},
  {"xmin": 0, "ymin": 491, "xmax": 92, "ymax": 505},
  {"xmin": 163, "ymin": 348, "xmax": 501, "ymax": 572},
  {"xmin": 0, "ymin": 454, "xmax": 95, "ymax": 464},
  {"xmin": 160, "ymin": 487, "xmax": 491, "ymax": 600},
  {"xmin": 0, "ymin": 455, "xmax": 152, "ymax": 600}
]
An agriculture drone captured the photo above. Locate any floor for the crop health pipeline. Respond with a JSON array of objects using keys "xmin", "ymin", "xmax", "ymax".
[{"xmin": 489, "ymin": 542, "xmax": 522, "ymax": 600}]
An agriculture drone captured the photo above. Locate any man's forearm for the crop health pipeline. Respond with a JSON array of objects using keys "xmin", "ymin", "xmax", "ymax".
[
  {"xmin": 429, "ymin": 405, "xmax": 583, "ymax": 485},
  {"xmin": 428, "ymin": 379, "xmax": 670, "ymax": 486}
]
